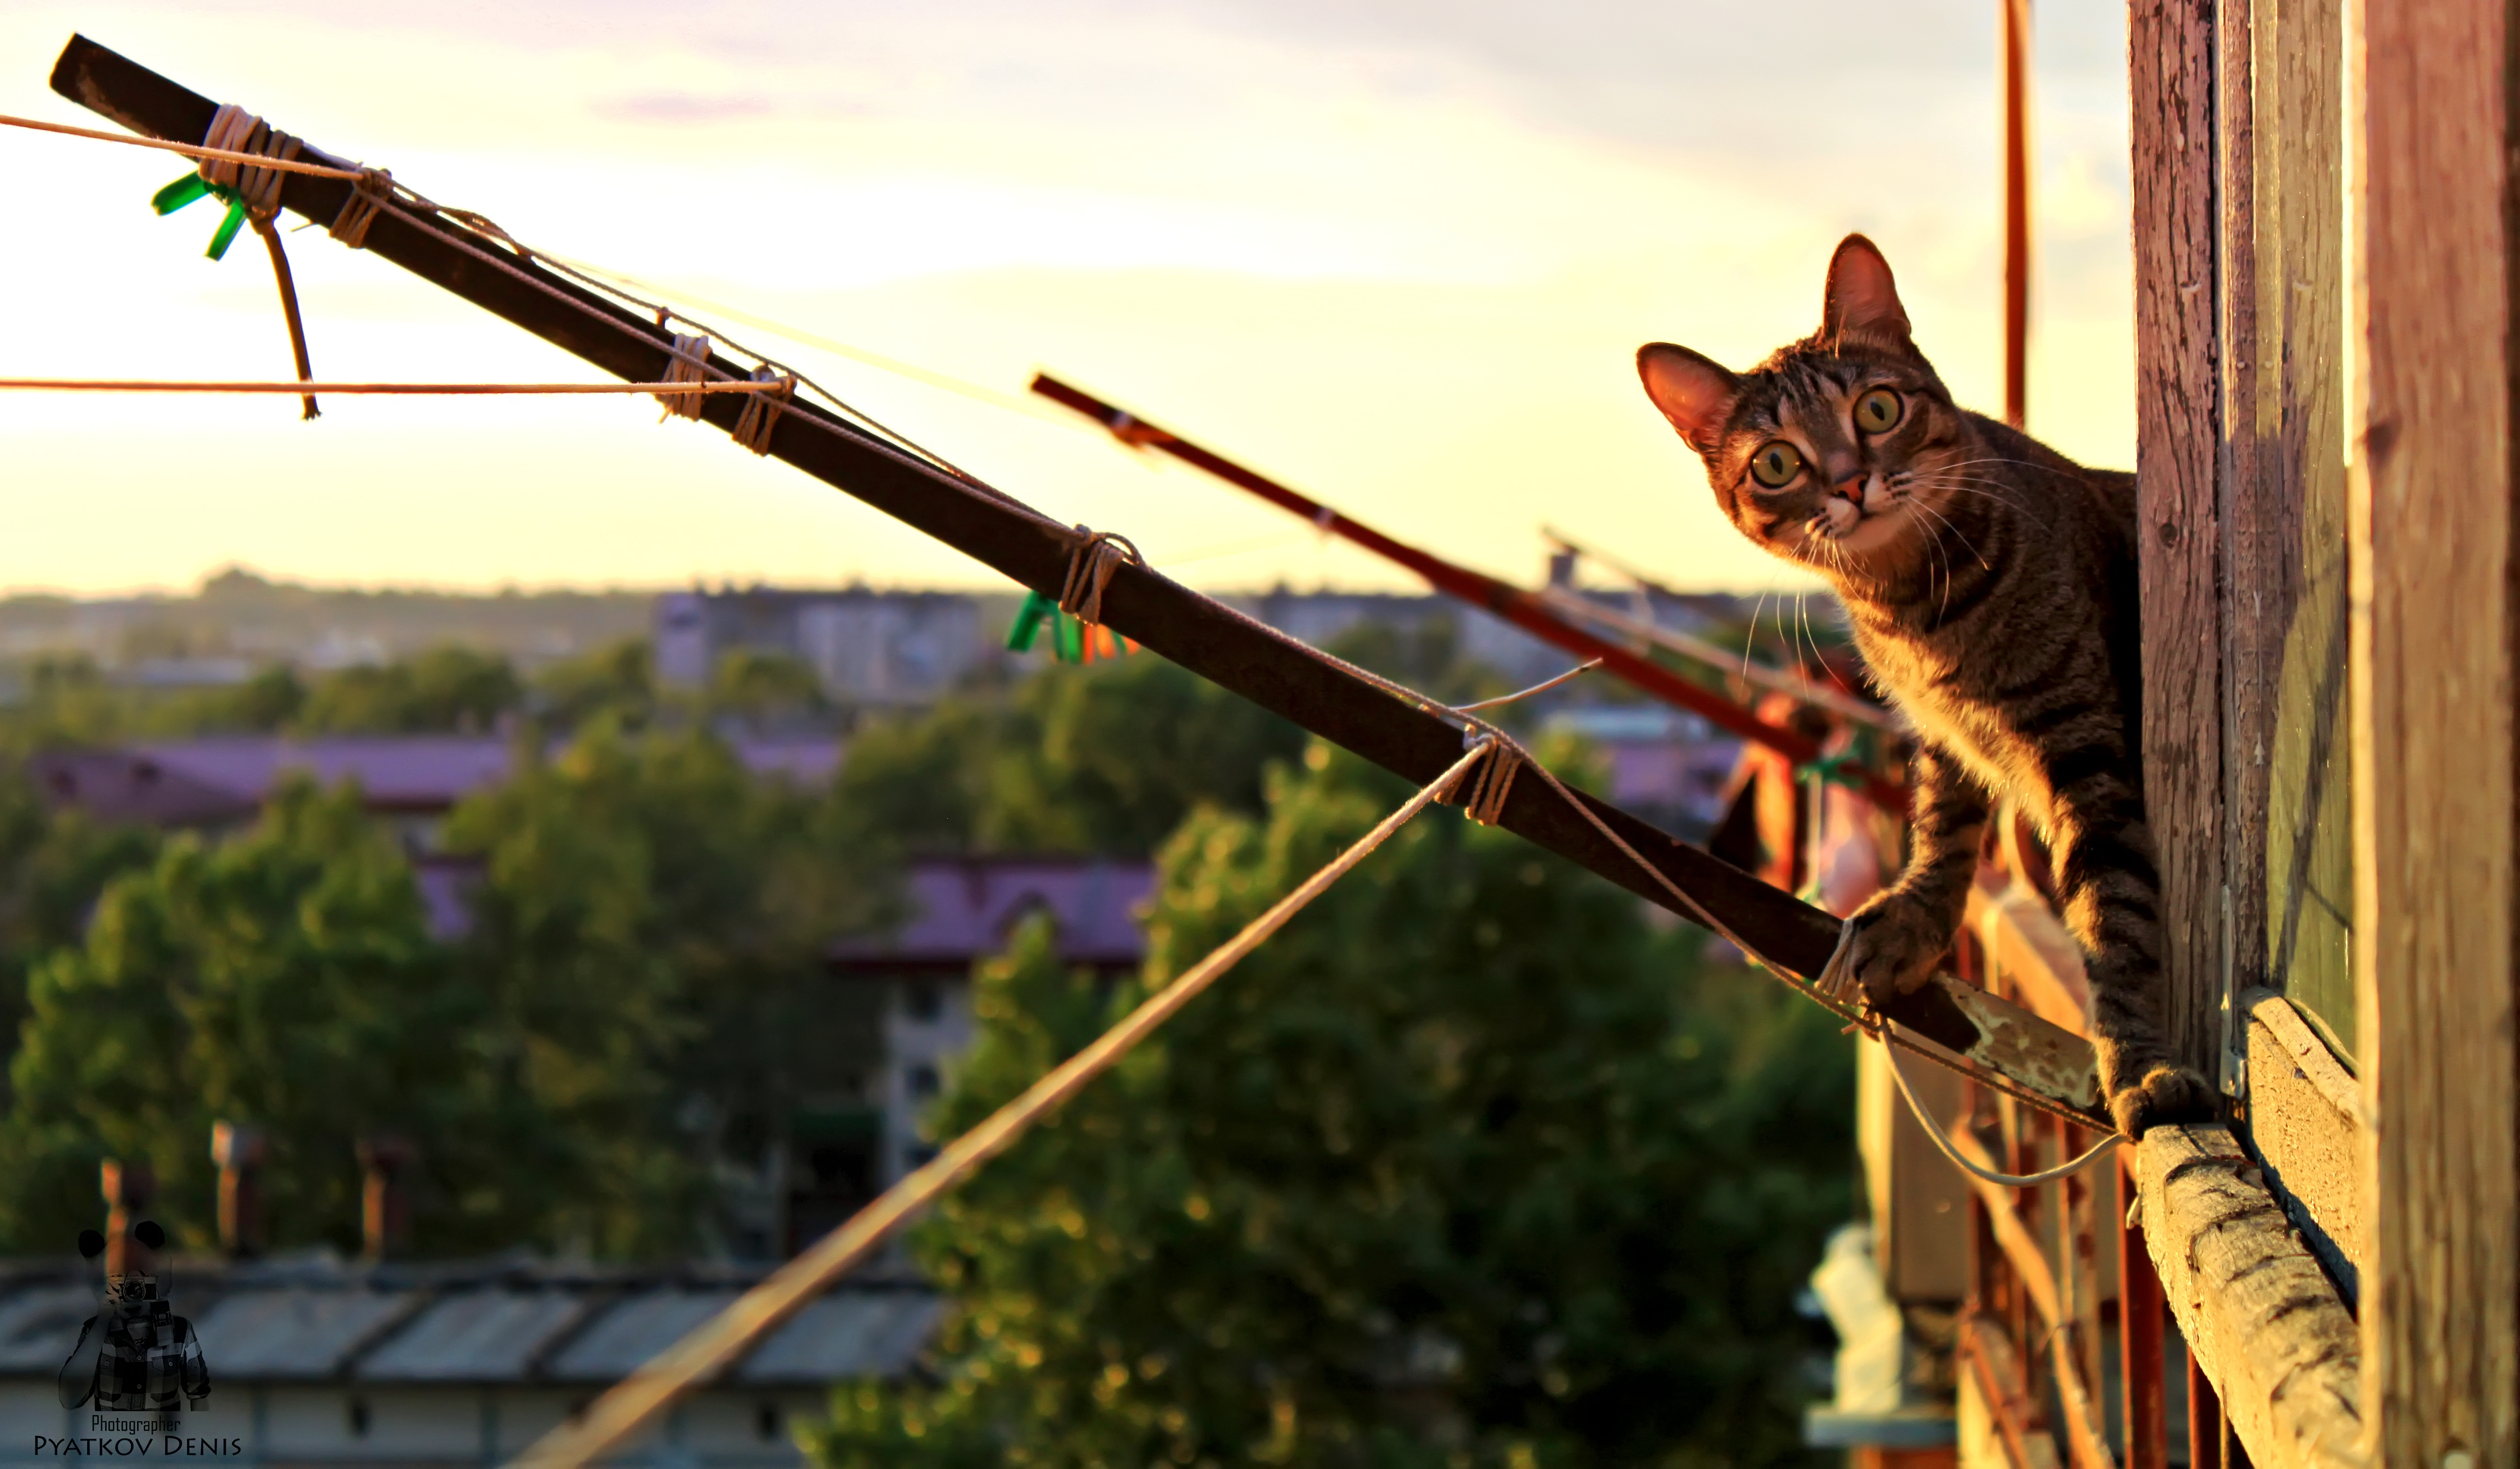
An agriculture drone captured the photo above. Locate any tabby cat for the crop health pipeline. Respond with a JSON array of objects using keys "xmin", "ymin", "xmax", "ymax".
[{"xmin": 1634, "ymin": 234, "xmax": 2213, "ymax": 1139}]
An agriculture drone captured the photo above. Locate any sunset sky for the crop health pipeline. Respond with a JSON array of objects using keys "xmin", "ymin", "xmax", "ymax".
[{"xmin": 0, "ymin": 1, "xmax": 2134, "ymax": 596}]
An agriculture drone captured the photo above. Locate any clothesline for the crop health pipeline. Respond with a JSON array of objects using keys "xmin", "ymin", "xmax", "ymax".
[{"xmin": 0, "ymin": 377, "xmax": 787, "ymax": 396}]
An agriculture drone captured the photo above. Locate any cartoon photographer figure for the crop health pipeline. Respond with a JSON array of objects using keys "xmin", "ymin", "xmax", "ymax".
[{"xmin": 56, "ymin": 1221, "xmax": 211, "ymax": 1415}]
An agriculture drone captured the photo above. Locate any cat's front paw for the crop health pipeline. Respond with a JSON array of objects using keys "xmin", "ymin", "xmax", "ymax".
[
  {"xmin": 1830, "ymin": 891, "xmax": 1956, "ymax": 1006},
  {"xmin": 2106, "ymin": 1063, "xmax": 2219, "ymax": 1140}
]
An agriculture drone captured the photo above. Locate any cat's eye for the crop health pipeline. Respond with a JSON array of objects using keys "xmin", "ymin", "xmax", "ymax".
[
  {"xmin": 1747, "ymin": 440, "xmax": 1804, "ymax": 489},
  {"xmin": 1854, "ymin": 387, "xmax": 1903, "ymax": 434}
]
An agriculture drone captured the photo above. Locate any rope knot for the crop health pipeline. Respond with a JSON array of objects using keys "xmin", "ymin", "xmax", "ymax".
[
  {"xmin": 330, "ymin": 167, "xmax": 394, "ymax": 249},
  {"xmin": 198, "ymin": 104, "xmax": 299, "ymax": 222},
  {"xmin": 732, "ymin": 367, "xmax": 796, "ymax": 455},
  {"xmin": 1057, "ymin": 528, "xmax": 1144, "ymax": 628},
  {"xmin": 655, "ymin": 335, "xmax": 712, "ymax": 421},
  {"xmin": 1448, "ymin": 735, "xmax": 1523, "ymax": 826}
]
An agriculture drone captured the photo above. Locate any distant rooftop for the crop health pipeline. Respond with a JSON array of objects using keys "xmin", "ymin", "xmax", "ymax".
[
  {"xmin": 0, "ymin": 1257, "xmax": 935, "ymax": 1389},
  {"xmin": 29, "ymin": 735, "xmax": 844, "ymax": 827},
  {"xmin": 832, "ymin": 856, "xmax": 1154, "ymax": 974}
]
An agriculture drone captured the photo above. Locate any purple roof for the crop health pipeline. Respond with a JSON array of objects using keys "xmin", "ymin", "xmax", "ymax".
[
  {"xmin": 832, "ymin": 857, "xmax": 1154, "ymax": 972},
  {"xmin": 30, "ymin": 735, "xmax": 844, "ymax": 823}
]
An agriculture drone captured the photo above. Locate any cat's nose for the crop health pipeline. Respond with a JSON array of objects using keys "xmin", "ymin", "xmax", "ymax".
[{"xmin": 1830, "ymin": 475, "xmax": 1866, "ymax": 504}]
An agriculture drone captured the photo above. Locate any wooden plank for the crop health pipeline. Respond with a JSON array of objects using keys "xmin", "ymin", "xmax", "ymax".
[
  {"xmin": 2249, "ymin": 0, "xmax": 2355, "ymax": 1057},
  {"xmin": 1959, "ymin": 1314, "xmax": 2063, "ymax": 1469},
  {"xmin": 2130, "ymin": 0, "xmax": 2227, "ymax": 1076},
  {"xmin": 45, "ymin": 35, "xmax": 2125, "ymax": 1132},
  {"xmin": 2131, "ymin": 1124, "xmax": 2362, "ymax": 1467},
  {"xmin": 2238, "ymin": 989, "xmax": 2360, "ymax": 1303},
  {"xmin": 2347, "ymin": 0, "xmax": 2520, "ymax": 1454},
  {"xmin": 1859, "ymin": 1035, "xmax": 1972, "ymax": 1302},
  {"xmin": 1970, "ymin": 882, "xmax": 2091, "ymax": 1035},
  {"xmin": 2216, "ymin": 0, "xmax": 2272, "ymax": 1015}
]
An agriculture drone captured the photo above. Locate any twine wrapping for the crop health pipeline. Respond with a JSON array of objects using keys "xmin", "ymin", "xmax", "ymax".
[
  {"xmin": 1057, "ymin": 528, "xmax": 1144, "ymax": 627},
  {"xmin": 731, "ymin": 367, "xmax": 796, "ymax": 454},
  {"xmin": 197, "ymin": 104, "xmax": 298, "ymax": 221},
  {"xmin": 655, "ymin": 335, "xmax": 712, "ymax": 421},
  {"xmin": 1449, "ymin": 737, "xmax": 1522, "ymax": 825},
  {"xmin": 330, "ymin": 167, "xmax": 394, "ymax": 249}
]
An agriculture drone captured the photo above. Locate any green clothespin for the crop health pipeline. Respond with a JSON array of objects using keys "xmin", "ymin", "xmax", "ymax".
[
  {"xmin": 1005, "ymin": 590, "xmax": 1057, "ymax": 653},
  {"xmin": 150, "ymin": 171, "xmax": 250, "ymax": 261},
  {"xmin": 1798, "ymin": 748, "xmax": 1868, "ymax": 790},
  {"xmin": 1052, "ymin": 610, "xmax": 1084, "ymax": 664}
]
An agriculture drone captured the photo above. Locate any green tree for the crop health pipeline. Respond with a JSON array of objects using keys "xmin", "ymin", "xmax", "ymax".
[
  {"xmin": 299, "ymin": 645, "xmax": 522, "ymax": 734},
  {"xmin": 444, "ymin": 722, "xmax": 891, "ymax": 1258},
  {"xmin": 0, "ymin": 765, "xmax": 161, "ymax": 1106},
  {"xmin": 535, "ymin": 638, "xmax": 657, "ymax": 733},
  {"xmin": 0, "ymin": 781, "xmax": 525, "ymax": 1256},
  {"xmin": 830, "ymin": 657, "xmax": 1305, "ymax": 857},
  {"xmin": 807, "ymin": 743, "xmax": 1851, "ymax": 1469},
  {"xmin": 709, "ymin": 649, "xmax": 829, "ymax": 731}
]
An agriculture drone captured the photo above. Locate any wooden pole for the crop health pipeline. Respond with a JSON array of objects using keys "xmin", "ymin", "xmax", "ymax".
[
  {"xmin": 2001, "ymin": 0, "xmax": 2033, "ymax": 428},
  {"xmin": 2348, "ymin": 0, "xmax": 2520, "ymax": 1456},
  {"xmin": 1027, "ymin": 372, "xmax": 1907, "ymax": 809}
]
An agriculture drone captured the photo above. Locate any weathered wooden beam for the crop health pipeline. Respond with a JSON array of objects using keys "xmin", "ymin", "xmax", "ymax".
[
  {"xmin": 1026, "ymin": 372, "xmax": 1909, "ymax": 809},
  {"xmin": 2131, "ymin": 1124, "xmax": 2362, "ymax": 1468},
  {"xmin": 2349, "ymin": 0, "xmax": 2520, "ymax": 1455},
  {"xmin": 2130, "ymin": 0, "xmax": 2228, "ymax": 1080},
  {"xmin": 44, "ymin": 35, "xmax": 2119, "ymax": 1130},
  {"xmin": 2237, "ymin": 989, "xmax": 2360, "ymax": 1304}
]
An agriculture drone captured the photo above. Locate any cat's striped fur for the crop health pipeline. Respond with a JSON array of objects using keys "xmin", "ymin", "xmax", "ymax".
[{"xmin": 1634, "ymin": 234, "xmax": 2215, "ymax": 1139}]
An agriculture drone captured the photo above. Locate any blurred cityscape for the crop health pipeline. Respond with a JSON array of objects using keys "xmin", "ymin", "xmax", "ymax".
[{"xmin": 0, "ymin": 565, "xmax": 1850, "ymax": 1467}]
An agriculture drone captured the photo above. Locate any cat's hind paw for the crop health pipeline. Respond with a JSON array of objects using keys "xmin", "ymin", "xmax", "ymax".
[{"xmin": 2107, "ymin": 1064, "xmax": 2219, "ymax": 1140}]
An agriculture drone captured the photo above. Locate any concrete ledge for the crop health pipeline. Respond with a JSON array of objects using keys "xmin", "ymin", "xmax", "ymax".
[{"xmin": 2135, "ymin": 1123, "xmax": 2366, "ymax": 1468}]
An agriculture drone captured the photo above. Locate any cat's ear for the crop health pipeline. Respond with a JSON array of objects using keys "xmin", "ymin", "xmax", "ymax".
[
  {"xmin": 1822, "ymin": 234, "xmax": 1911, "ymax": 343},
  {"xmin": 1636, "ymin": 344, "xmax": 1738, "ymax": 453}
]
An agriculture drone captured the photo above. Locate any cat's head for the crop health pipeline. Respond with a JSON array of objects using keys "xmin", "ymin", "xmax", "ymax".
[{"xmin": 1635, "ymin": 234, "xmax": 1973, "ymax": 581}]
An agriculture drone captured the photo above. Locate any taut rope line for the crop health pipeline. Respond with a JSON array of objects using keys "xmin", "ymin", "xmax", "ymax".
[
  {"xmin": 507, "ymin": 738, "xmax": 1503, "ymax": 1469},
  {"xmin": 0, "ymin": 110, "xmax": 364, "ymax": 178},
  {"xmin": 0, "ymin": 379, "xmax": 800, "ymax": 396}
]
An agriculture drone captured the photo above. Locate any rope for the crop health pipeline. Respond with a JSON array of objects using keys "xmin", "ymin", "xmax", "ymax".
[
  {"xmin": 197, "ymin": 105, "xmax": 320, "ymax": 418},
  {"xmin": 328, "ymin": 167, "xmax": 392, "ymax": 249},
  {"xmin": 730, "ymin": 367, "xmax": 796, "ymax": 454},
  {"xmin": 1451, "ymin": 738, "xmax": 1521, "ymax": 825},
  {"xmin": 508, "ymin": 737, "xmax": 1501, "ymax": 1469},
  {"xmin": 1057, "ymin": 528, "xmax": 1144, "ymax": 627},
  {"xmin": 1813, "ymin": 913, "xmax": 2120, "ymax": 1180},
  {"xmin": 1887, "ymin": 1034, "xmax": 2118, "ymax": 1185},
  {"xmin": 1454, "ymin": 658, "xmax": 1603, "ymax": 713},
  {"xmin": 655, "ymin": 334, "xmax": 711, "ymax": 421},
  {"xmin": 11, "ymin": 96, "xmax": 1030, "ymax": 501},
  {"xmin": 0, "ymin": 110, "xmax": 362, "ymax": 179},
  {"xmin": 0, "ymin": 379, "xmax": 800, "ymax": 396}
]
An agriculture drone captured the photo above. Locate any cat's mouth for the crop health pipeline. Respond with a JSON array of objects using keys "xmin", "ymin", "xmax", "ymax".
[{"xmin": 1801, "ymin": 477, "xmax": 1916, "ymax": 558}]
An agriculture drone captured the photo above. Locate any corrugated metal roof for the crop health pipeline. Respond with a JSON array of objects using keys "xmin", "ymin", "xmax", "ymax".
[
  {"xmin": 739, "ymin": 1293, "xmax": 941, "ymax": 1384},
  {"xmin": 545, "ymin": 1290, "xmax": 743, "ymax": 1381},
  {"xmin": 191, "ymin": 1287, "xmax": 421, "ymax": 1378},
  {"xmin": 0, "ymin": 1285, "xmax": 98, "ymax": 1373},
  {"xmin": 357, "ymin": 1289, "xmax": 591, "ymax": 1382},
  {"xmin": 0, "ymin": 1265, "xmax": 936, "ymax": 1388}
]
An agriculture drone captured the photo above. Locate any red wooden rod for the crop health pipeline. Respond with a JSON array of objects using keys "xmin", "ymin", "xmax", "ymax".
[{"xmin": 1029, "ymin": 373, "xmax": 1908, "ymax": 813}]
